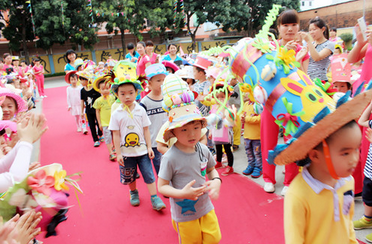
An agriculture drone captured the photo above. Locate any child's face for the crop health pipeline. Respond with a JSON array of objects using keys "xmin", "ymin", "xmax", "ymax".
[
  {"xmin": 193, "ymin": 67, "xmax": 201, "ymax": 81},
  {"xmin": 1, "ymin": 97, "xmax": 17, "ymax": 120},
  {"xmin": 172, "ymin": 120, "xmax": 202, "ymax": 148},
  {"xmin": 117, "ymin": 84, "xmax": 136, "ymax": 106},
  {"xmin": 230, "ymin": 78, "xmax": 238, "ymax": 86},
  {"xmin": 315, "ymin": 123, "xmax": 361, "ymax": 178},
  {"xmin": 215, "ymin": 91, "xmax": 226, "ymax": 103},
  {"xmin": 79, "ymin": 77, "xmax": 88, "ymax": 87},
  {"xmin": 334, "ymin": 49, "xmax": 341, "ymax": 55},
  {"xmin": 149, "ymin": 74, "xmax": 165, "ymax": 93},
  {"xmin": 70, "ymin": 76, "xmax": 78, "ymax": 86},
  {"xmin": 99, "ymin": 82, "xmax": 111, "ymax": 96},
  {"xmin": 333, "ymin": 82, "xmax": 349, "ymax": 93}
]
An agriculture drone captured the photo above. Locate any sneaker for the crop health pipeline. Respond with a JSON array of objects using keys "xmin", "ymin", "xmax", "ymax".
[
  {"xmin": 94, "ymin": 141, "xmax": 100, "ymax": 147},
  {"xmin": 100, "ymin": 136, "xmax": 104, "ymax": 142},
  {"xmin": 354, "ymin": 216, "xmax": 372, "ymax": 230},
  {"xmin": 77, "ymin": 128, "xmax": 82, "ymax": 132},
  {"xmin": 251, "ymin": 167, "xmax": 262, "ymax": 178},
  {"xmin": 151, "ymin": 195, "xmax": 166, "ymax": 211},
  {"xmin": 109, "ymin": 154, "xmax": 116, "ymax": 161},
  {"xmin": 83, "ymin": 129, "xmax": 88, "ymax": 135},
  {"xmin": 221, "ymin": 166, "xmax": 234, "ymax": 176},
  {"xmin": 366, "ymin": 232, "xmax": 372, "ymax": 243},
  {"xmin": 136, "ymin": 173, "xmax": 140, "ymax": 179},
  {"xmin": 264, "ymin": 182, "xmax": 275, "ymax": 193},
  {"xmin": 215, "ymin": 161, "xmax": 223, "ymax": 169},
  {"xmin": 129, "ymin": 190, "xmax": 140, "ymax": 206},
  {"xmin": 232, "ymin": 145, "xmax": 239, "ymax": 151},
  {"xmin": 281, "ymin": 186, "xmax": 289, "ymax": 196},
  {"xmin": 242, "ymin": 165, "xmax": 254, "ymax": 175}
]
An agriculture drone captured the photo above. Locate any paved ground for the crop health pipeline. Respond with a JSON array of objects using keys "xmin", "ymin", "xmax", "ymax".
[{"xmin": 38, "ymin": 76, "xmax": 370, "ymax": 242}]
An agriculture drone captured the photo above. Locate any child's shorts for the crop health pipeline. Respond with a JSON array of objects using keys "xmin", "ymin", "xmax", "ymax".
[
  {"xmin": 172, "ymin": 209, "xmax": 221, "ymax": 244},
  {"xmin": 363, "ymin": 176, "xmax": 372, "ymax": 206},
  {"xmin": 119, "ymin": 154, "xmax": 155, "ymax": 185},
  {"xmin": 102, "ymin": 126, "xmax": 112, "ymax": 144}
]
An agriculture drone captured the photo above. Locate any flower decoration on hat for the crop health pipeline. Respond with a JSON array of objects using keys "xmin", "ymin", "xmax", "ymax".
[
  {"xmin": 275, "ymin": 97, "xmax": 305, "ymax": 136},
  {"xmin": 266, "ymin": 47, "xmax": 300, "ymax": 74},
  {"xmin": 28, "ymin": 170, "xmax": 55, "ymax": 195},
  {"xmin": 252, "ymin": 38, "xmax": 274, "ymax": 54},
  {"xmin": 313, "ymin": 78, "xmax": 337, "ymax": 97}
]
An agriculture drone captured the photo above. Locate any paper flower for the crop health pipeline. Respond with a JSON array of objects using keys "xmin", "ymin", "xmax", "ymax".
[
  {"xmin": 275, "ymin": 97, "xmax": 305, "ymax": 136},
  {"xmin": 54, "ymin": 170, "xmax": 69, "ymax": 191},
  {"xmin": 267, "ymin": 47, "xmax": 300, "ymax": 74},
  {"xmin": 313, "ymin": 78, "xmax": 337, "ymax": 97},
  {"xmin": 28, "ymin": 170, "xmax": 55, "ymax": 195},
  {"xmin": 252, "ymin": 38, "xmax": 273, "ymax": 54}
]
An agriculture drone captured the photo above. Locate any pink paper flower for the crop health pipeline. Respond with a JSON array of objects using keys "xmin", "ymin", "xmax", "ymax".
[{"xmin": 27, "ymin": 170, "xmax": 55, "ymax": 195}]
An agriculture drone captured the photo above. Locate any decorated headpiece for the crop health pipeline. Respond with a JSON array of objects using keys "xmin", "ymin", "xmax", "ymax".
[
  {"xmin": 331, "ymin": 53, "xmax": 352, "ymax": 83},
  {"xmin": 175, "ymin": 65, "xmax": 194, "ymax": 80},
  {"xmin": 161, "ymin": 74, "xmax": 206, "ymax": 141},
  {"xmin": 111, "ymin": 60, "xmax": 142, "ymax": 96},
  {"xmin": 93, "ymin": 74, "xmax": 112, "ymax": 92},
  {"xmin": 162, "ymin": 61, "xmax": 180, "ymax": 73},
  {"xmin": 145, "ymin": 63, "xmax": 168, "ymax": 79},
  {"xmin": 64, "ymin": 71, "xmax": 78, "ymax": 84},
  {"xmin": 192, "ymin": 56, "xmax": 212, "ymax": 70},
  {"xmin": 74, "ymin": 58, "xmax": 84, "ymax": 70},
  {"xmin": 202, "ymin": 4, "xmax": 372, "ymax": 166}
]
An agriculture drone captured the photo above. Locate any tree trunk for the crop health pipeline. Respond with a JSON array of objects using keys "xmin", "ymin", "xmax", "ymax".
[
  {"xmin": 120, "ymin": 28, "xmax": 126, "ymax": 56},
  {"xmin": 22, "ymin": 12, "xmax": 30, "ymax": 64}
]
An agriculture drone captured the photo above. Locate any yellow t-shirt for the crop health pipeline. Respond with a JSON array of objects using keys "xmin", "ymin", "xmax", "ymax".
[
  {"xmin": 242, "ymin": 102, "xmax": 261, "ymax": 140},
  {"xmin": 93, "ymin": 95, "xmax": 116, "ymax": 126}
]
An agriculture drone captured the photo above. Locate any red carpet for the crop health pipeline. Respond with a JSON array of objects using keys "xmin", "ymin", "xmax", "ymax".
[{"xmin": 38, "ymin": 86, "xmax": 286, "ymax": 243}]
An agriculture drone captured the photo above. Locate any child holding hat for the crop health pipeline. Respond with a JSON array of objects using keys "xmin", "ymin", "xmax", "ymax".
[
  {"xmin": 108, "ymin": 60, "xmax": 166, "ymax": 211},
  {"xmin": 140, "ymin": 63, "xmax": 168, "ymax": 174},
  {"xmin": 158, "ymin": 74, "xmax": 221, "ymax": 243}
]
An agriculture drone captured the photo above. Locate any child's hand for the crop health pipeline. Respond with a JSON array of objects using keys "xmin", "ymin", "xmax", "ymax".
[
  {"xmin": 204, "ymin": 178, "xmax": 221, "ymax": 200},
  {"xmin": 11, "ymin": 210, "xmax": 42, "ymax": 244},
  {"xmin": 181, "ymin": 180, "xmax": 206, "ymax": 200},
  {"xmin": 117, "ymin": 154, "xmax": 124, "ymax": 166},
  {"xmin": 28, "ymin": 162, "xmax": 41, "ymax": 172},
  {"xmin": 99, "ymin": 125, "xmax": 103, "ymax": 131},
  {"xmin": 68, "ymin": 107, "xmax": 71, "ymax": 111},
  {"xmin": 17, "ymin": 113, "xmax": 48, "ymax": 144},
  {"xmin": 148, "ymin": 148, "xmax": 154, "ymax": 159},
  {"xmin": 366, "ymin": 128, "xmax": 372, "ymax": 143}
]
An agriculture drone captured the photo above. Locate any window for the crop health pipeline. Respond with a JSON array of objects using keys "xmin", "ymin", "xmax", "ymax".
[
  {"xmin": 309, "ymin": 1, "xmax": 312, "ymax": 6},
  {"xmin": 302, "ymin": 1, "xmax": 305, "ymax": 6}
]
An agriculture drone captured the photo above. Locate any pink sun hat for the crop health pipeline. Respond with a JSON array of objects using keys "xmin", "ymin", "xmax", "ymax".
[
  {"xmin": 0, "ymin": 120, "xmax": 17, "ymax": 132},
  {"xmin": 162, "ymin": 61, "xmax": 180, "ymax": 73},
  {"xmin": 0, "ymin": 88, "xmax": 27, "ymax": 113}
]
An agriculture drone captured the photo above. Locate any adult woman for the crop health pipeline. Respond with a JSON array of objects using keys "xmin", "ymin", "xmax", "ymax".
[
  {"xmin": 260, "ymin": 9, "xmax": 310, "ymax": 196},
  {"xmin": 162, "ymin": 44, "xmax": 183, "ymax": 67},
  {"xmin": 32, "ymin": 58, "xmax": 45, "ymax": 98},
  {"xmin": 125, "ymin": 43, "xmax": 140, "ymax": 63},
  {"xmin": 136, "ymin": 42, "xmax": 151, "ymax": 98},
  {"xmin": 300, "ymin": 17, "xmax": 335, "ymax": 81},
  {"xmin": 64, "ymin": 49, "xmax": 77, "ymax": 74},
  {"xmin": 145, "ymin": 40, "xmax": 159, "ymax": 64},
  {"xmin": 2, "ymin": 53, "xmax": 13, "ymax": 72},
  {"xmin": 20, "ymin": 60, "xmax": 30, "ymax": 75},
  {"xmin": 11, "ymin": 56, "xmax": 22, "ymax": 76}
]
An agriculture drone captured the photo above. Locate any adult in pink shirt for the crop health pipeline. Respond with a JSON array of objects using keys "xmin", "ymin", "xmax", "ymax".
[
  {"xmin": 348, "ymin": 23, "xmax": 372, "ymax": 195},
  {"xmin": 136, "ymin": 41, "xmax": 151, "ymax": 98},
  {"xmin": 261, "ymin": 9, "xmax": 310, "ymax": 196},
  {"xmin": 2, "ymin": 53, "xmax": 13, "ymax": 72},
  {"xmin": 145, "ymin": 40, "xmax": 159, "ymax": 64}
]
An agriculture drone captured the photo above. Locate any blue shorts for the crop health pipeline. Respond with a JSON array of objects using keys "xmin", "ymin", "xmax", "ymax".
[{"xmin": 119, "ymin": 154, "xmax": 155, "ymax": 185}]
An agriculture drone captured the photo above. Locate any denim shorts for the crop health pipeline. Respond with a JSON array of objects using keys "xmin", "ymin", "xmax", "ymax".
[{"xmin": 119, "ymin": 154, "xmax": 155, "ymax": 185}]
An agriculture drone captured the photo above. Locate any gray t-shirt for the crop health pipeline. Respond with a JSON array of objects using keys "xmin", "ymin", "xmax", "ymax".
[
  {"xmin": 158, "ymin": 143, "xmax": 216, "ymax": 222},
  {"xmin": 307, "ymin": 40, "xmax": 335, "ymax": 81},
  {"xmin": 228, "ymin": 84, "xmax": 241, "ymax": 110},
  {"xmin": 140, "ymin": 96, "xmax": 167, "ymax": 148}
]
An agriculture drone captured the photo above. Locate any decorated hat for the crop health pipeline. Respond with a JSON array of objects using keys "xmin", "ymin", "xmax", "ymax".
[
  {"xmin": 111, "ymin": 60, "xmax": 142, "ymax": 95},
  {"xmin": 161, "ymin": 74, "xmax": 206, "ymax": 141},
  {"xmin": 162, "ymin": 61, "xmax": 180, "ymax": 73},
  {"xmin": 76, "ymin": 69, "xmax": 95, "ymax": 82},
  {"xmin": 64, "ymin": 71, "xmax": 78, "ymax": 84},
  {"xmin": 175, "ymin": 65, "xmax": 194, "ymax": 80},
  {"xmin": 74, "ymin": 58, "xmax": 84, "ymax": 70},
  {"xmin": 93, "ymin": 74, "xmax": 112, "ymax": 92},
  {"xmin": 145, "ymin": 63, "xmax": 168, "ymax": 79},
  {"xmin": 12, "ymin": 56, "xmax": 19, "ymax": 61},
  {"xmin": 0, "ymin": 88, "xmax": 27, "ymax": 113},
  {"xmin": 0, "ymin": 120, "xmax": 17, "ymax": 132},
  {"xmin": 204, "ymin": 4, "xmax": 372, "ymax": 166},
  {"xmin": 192, "ymin": 56, "xmax": 212, "ymax": 70},
  {"xmin": 331, "ymin": 53, "xmax": 352, "ymax": 83}
]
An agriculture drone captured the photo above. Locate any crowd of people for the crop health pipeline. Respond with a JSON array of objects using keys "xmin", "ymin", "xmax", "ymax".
[{"xmin": 0, "ymin": 6, "xmax": 372, "ymax": 243}]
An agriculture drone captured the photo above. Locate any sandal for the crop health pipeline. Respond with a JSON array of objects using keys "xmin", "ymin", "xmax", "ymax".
[{"xmin": 109, "ymin": 154, "xmax": 116, "ymax": 161}]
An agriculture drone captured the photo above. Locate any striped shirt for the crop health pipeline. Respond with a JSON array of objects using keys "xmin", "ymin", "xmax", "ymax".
[
  {"xmin": 307, "ymin": 40, "xmax": 335, "ymax": 81},
  {"xmin": 365, "ymin": 121, "xmax": 372, "ymax": 180}
]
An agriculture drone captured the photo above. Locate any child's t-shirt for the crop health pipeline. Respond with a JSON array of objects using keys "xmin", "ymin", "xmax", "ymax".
[
  {"xmin": 242, "ymin": 102, "xmax": 261, "ymax": 140},
  {"xmin": 80, "ymin": 88, "xmax": 101, "ymax": 114},
  {"xmin": 108, "ymin": 102, "xmax": 151, "ymax": 157},
  {"xmin": 93, "ymin": 95, "xmax": 116, "ymax": 127},
  {"xmin": 158, "ymin": 143, "xmax": 215, "ymax": 222},
  {"xmin": 193, "ymin": 80, "xmax": 211, "ymax": 117},
  {"xmin": 140, "ymin": 96, "xmax": 167, "ymax": 148}
]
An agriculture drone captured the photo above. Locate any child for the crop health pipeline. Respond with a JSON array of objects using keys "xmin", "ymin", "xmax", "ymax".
[
  {"xmin": 229, "ymin": 77, "xmax": 242, "ymax": 150},
  {"xmin": 108, "ymin": 61, "xmax": 165, "ymax": 210},
  {"xmin": 157, "ymin": 77, "xmax": 222, "ymax": 243},
  {"xmin": 93, "ymin": 75, "xmax": 116, "ymax": 161},
  {"xmin": 331, "ymin": 53, "xmax": 353, "ymax": 94},
  {"xmin": 140, "ymin": 63, "xmax": 168, "ymax": 174},
  {"xmin": 207, "ymin": 82, "xmax": 236, "ymax": 176},
  {"xmin": 241, "ymin": 98, "xmax": 262, "ymax": 178},
  {"xmin": 65, "ymin": 71, "xmax": 85, "ymax": 133},
  {"xmin": 78, "ymin": 70, "xmax": 103, "ymax": 147},
  {"xmin": 354, "ymin": 101, "xmax": 372, "ymax": 242},
  {"xmin": 192, "ymin": 56, "xmax": 212, "ymax": 117},
  {"xmin": 0, "ymin": 88, "xmax": 28, "ymax": 121}
]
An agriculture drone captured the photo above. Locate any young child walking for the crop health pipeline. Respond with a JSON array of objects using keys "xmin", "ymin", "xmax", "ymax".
[
  {"xmin": 140, "ymin": 63, "xmax": 168, "ymax": 174},
  {"xmin": 93, "ymin": 75, "xmax": 116, "ymax": 161},
  {"xmin": 207, "ymin": 82, "xmax": 236, "ymax": 176},
  {"xmin": 79, "ymin": 70, "xmax": 103, "ymax": 147},
  {"xmin": 65, "ymin": 71, "xmax": 85, "ymax": 133},
  {"xmin": 241, "ymin": 99, "xmax": 262, "ymax": 178},
  {"xmin": 158, "ymin": 76, "xmax": 222, "ymax": 244},
  {"xmin": 108, "ymin": 61, "xmax": 165, "ymax": 211}
]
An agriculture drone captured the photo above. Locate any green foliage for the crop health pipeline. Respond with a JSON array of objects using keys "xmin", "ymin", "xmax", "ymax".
[{"xmin": 339, "ymin": 33, "xmax": 353, "ymax": 43}]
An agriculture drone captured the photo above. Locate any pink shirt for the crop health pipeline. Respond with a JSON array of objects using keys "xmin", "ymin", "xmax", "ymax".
[
  {"xmin": 149, "ymin": 53, "xmax": 158, "ymax": 64},
  {"xmin": 353, "ymin": 44, "xmax": 372, "ymax": 91},
  {"xmin": 136, "ymin": 55, "xmax": 151, "ymax": 77}
]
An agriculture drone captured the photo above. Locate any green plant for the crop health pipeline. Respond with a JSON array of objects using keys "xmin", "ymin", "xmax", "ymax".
[{"xmin": 339, "ymin": 33, "xmax": 353, "ymax": 43}]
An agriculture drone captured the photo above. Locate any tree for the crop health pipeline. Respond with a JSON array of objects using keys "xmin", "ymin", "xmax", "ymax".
[{"xmin": 0, "ymin": 0, "xmax": 35, "ymax": 62}]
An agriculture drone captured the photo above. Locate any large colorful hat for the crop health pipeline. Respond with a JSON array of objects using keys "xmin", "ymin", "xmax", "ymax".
[
  {"xmin": 175, "ymin": 65, "xmax": 194, "ymax": 80},
  {"xmin": 145, "ymin": 63, "xmax": 168, "ymax": 79},
  {"xmin": 74, "ymin": 58, "xmax": 84, "ymax": 70},
  {"xmin": 76, "ymin": 69, "xmax": 95, "ymax": 82},
  {"xmin": 331, "ymin": 53, "xmax": 352, "ymax": 83},
  {"xmin": 93, "ymin": 74, "xmax": 112, "ymax": 92},
  {"xmin": 192, "ymin": 56, "xmax": 212, "ymax": 70},
  {"xmin": 0, "ymin": 88, "xmax": 28, "ymax": 113},
  {"xmin": 111, "ymin": 60, "xmax": 142, "ymax": 95},
  {"xmin": 161, "ymin": 74, "xmax": 206, "ymax": 141},
  {"xmin": 205, "ymin": 4, "xmax": 372, "ymax": 166},
  {"xmin": 64, "ymin": 71, "xmax": 78, "ymax": 84},
  {"xmin": 162, "ymin": 61, "xmax": 180, "ymax": 73}
]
